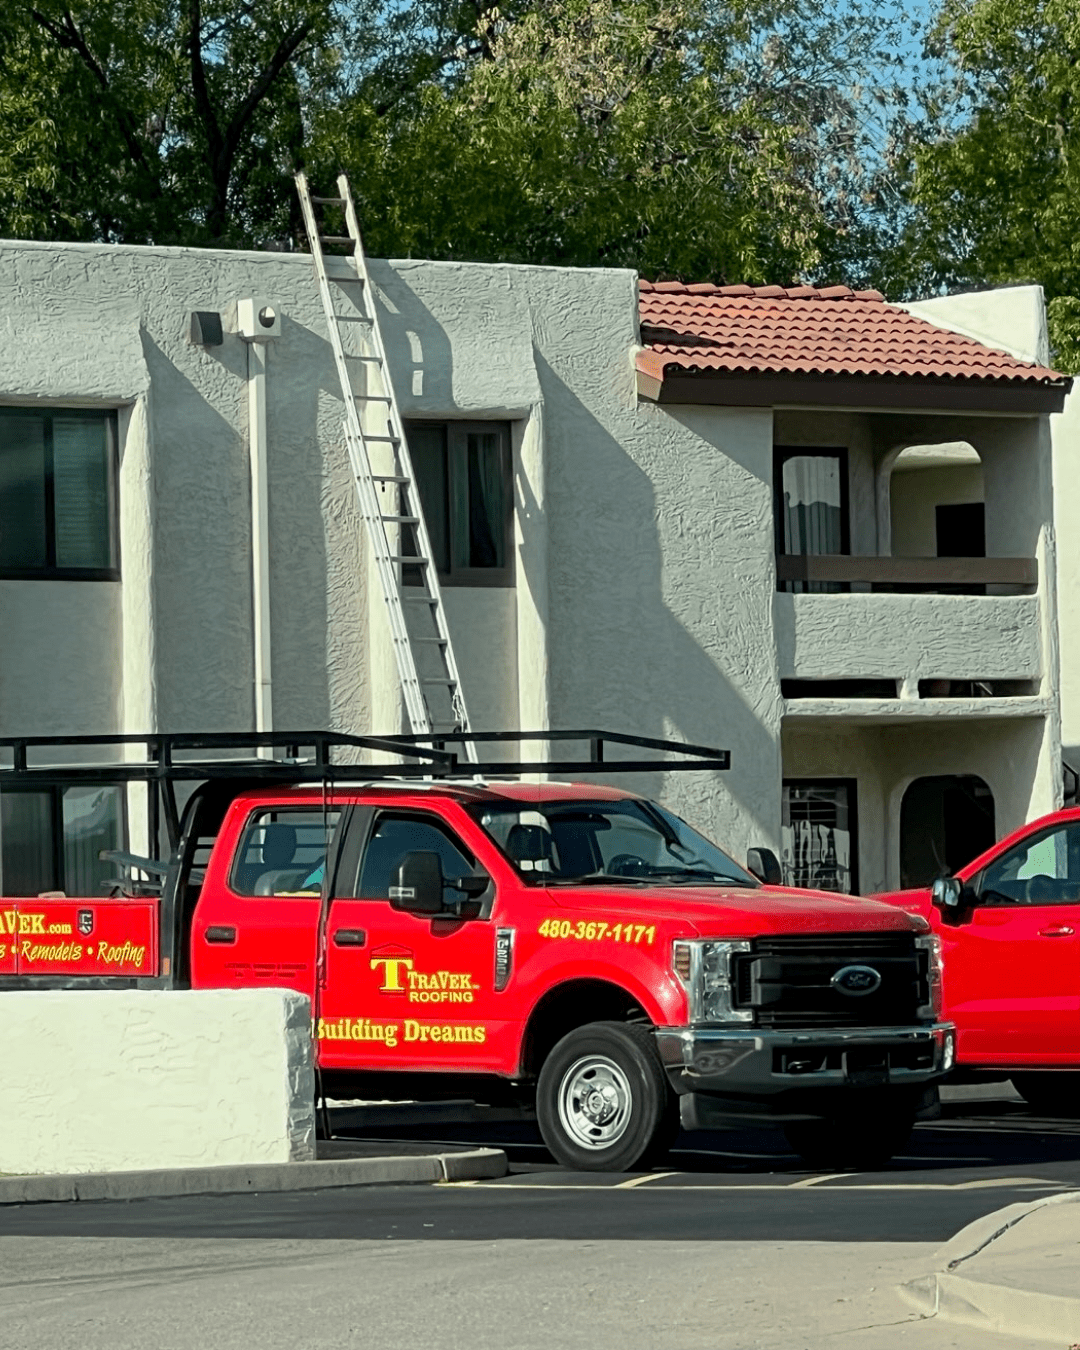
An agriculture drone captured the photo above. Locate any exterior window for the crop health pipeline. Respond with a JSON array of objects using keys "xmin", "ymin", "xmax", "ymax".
[
  {"xmin": 978, "ymin": 823, "xmax": 1080, "ymax": 905},
  {"xmin": 781, "ymin": 780, "xmax": 858, "ymax": 894},
  {"xmin": 355, "ymin": 814, "xmax": 473, "ymax": 899},
  {"xmin": 231, "ymin": 809, "xmax": 342, "ymax": 896},
  {"xmin": 774, "ymin": 446, "xmax": 849, "ymax": 594},
  {"xmin": 0, "ymin": 408, "xmax": 119, "ymax": 579},
  {"xmin": 403, "ymin": 421, "xmax": 513, "ymax": 585},
  {"xmin": 0, "ymin": 784, "xmax": 124, "ymax": 896}
]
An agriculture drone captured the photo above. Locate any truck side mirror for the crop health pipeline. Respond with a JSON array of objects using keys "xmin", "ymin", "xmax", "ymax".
[
  {"xmin": 390, "ymin": 851, "xmax": 445, "ymax": 914},
  {"xmin": 746, "ymin": 847, "xmax": 783, "ymax": 886},
  {"xmin": 931, "ymin": 876, "xmax": 963, "ymax": 911}
]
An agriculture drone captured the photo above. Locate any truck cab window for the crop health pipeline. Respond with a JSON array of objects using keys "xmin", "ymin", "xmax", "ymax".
[
  {"xmin": 356, "ymin": 815, "xmax": 473, "ymax": 899},
  {"xmin": 980, "ymin": 823, "xmax": 1080, "ymax": 905},
  {"xmin": 230, "ymin": 809, "xmax": 341, "ymax": 896}
]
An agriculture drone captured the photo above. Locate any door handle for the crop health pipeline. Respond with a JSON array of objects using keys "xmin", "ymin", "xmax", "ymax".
[
  {"xmin": 1039, "ymin": 925, "xmax": 1075, "ymax": 937},
  {"xmin": 204, "ymin": 925, "xmax": 237, "ymax": 944},
  {"xmin": 332, "ymin": 928, "xmax": 367, "ymax": 948}
]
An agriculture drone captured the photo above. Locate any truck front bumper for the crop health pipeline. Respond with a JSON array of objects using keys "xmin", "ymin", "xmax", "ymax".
[{"xmin": 655, "ymin": 1022, "xmax": 955, "ymax": 1128}]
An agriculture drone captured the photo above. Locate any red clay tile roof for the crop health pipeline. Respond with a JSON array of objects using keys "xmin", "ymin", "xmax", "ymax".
[{"xmin": 637, "ymin": 280, "xmax": 1067, "ymax": 386}]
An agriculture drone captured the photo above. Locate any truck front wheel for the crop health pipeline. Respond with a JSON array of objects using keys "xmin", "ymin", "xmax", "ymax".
[
  {"xmin": 537, "ymin": 1021, "xmax": 678, "ymax": 1172},
  {"xmin": 783, "ymin": 1094, "xmax": 917, "ymax": 1171}
]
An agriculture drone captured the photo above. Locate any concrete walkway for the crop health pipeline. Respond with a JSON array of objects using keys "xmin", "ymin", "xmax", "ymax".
[{"xmin": 901, "ymin": 1191, "xmax": 1080, "ymax": 1344}]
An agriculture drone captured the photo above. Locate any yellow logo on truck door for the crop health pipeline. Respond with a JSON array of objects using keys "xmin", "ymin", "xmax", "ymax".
[{"xmin": 369, "ymin": 944, "xmax": 479, "ymax": 1003}]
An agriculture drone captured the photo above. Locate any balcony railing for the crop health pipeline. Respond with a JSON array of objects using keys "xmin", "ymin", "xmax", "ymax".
[{"xmin": 776, "ymin": 555, "xmax": 1037, "ymax": 595}]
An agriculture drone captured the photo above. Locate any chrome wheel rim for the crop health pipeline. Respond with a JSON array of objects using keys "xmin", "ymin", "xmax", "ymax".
[{"xmin": 557, "ymin": 1054, "xmax": 633, "ymax": 1151}]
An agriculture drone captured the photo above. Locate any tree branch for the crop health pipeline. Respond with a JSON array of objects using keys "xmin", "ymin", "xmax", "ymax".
[
  {"xmin": 221, "ymin": 18, "xmax": 315, "ymax": 165},
  {"xmin": 30, "ymin": 7, "xmax": 155, "ymax": 178},
  {"xmin": 188, "ymin": 0, "xmax": 223, "ymax": 167}
]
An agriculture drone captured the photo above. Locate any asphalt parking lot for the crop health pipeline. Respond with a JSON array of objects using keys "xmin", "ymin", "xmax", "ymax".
[{"xmin": 1, "ymin": 1083, "xmax": 1077, "ymax": 1243}]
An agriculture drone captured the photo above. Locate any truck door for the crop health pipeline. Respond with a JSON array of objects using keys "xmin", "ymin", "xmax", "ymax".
[
  {"xmin": 320, "ymin": 808, "xmax": 508, "ymax": 1074},
  {"xmin": 944, "ymin": 819, "xmax": 1080, "ymax": 1064},
  {"xmin": 190, "ymin": 805, "xmax": 340, "ymax": 996}
]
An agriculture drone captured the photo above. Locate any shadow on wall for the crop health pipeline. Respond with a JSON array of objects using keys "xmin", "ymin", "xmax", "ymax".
[
  {"xmin": 141, "ymin": 326, "xmax": 332, "ymax": 733},
  {"xmin": 532, "ymin": 350, "xmax": 781, "ymax": 846}
]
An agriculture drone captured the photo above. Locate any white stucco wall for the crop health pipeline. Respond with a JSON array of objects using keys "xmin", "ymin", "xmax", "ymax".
[
  {"xmin": 0, "ymin": 242, "xmax": 1063, "ymax": 877},
  {"xmin": 1054, "ymin": 389, "xmax": 1080, "ymax": 760},
  {"xmin": 783, "ymin": 713, "xmax": 1049, "ymax": 892},
  {"xmin": 890, "ymin": 464, "xmax": 984, "ymax": 557},
  {"xmin": 0, "ymin": 989, "xmax": 315, "ymax": 1173}
]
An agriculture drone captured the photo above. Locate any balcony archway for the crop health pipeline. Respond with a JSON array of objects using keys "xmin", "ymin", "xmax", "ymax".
[{"xmin": 899, "ymin": 774, "xmax": 996, "ymax": 888}]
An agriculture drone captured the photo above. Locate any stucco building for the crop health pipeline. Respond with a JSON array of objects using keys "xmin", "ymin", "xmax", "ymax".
[{"xmin": 0, "ymin": 239, "xmax": 1071, "ymax": 898}]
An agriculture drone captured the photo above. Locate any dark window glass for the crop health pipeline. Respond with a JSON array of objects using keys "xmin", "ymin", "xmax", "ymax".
[
  {"xmin": 230, "ymin": 809, "xmax": 341, "ymax": 896},
  {"xmin": 979, "ymin": 823, "xmax": 1080, "ymax": 906},
  {"xmin": 0, "ymin": 785, "xmax": 124, "ymax": 896},
  {"xmin": 0, "ymin": 408, "xmax": 118, "ymax": 578},
  {"xmin": 0, "ymin": 416, "xmax": 47, "ymax": 570},
  {"xmin": 404, "ymin": 421, "xmax": 512, "ymax": 585},
  {"xmin": 357, "ymin": 815, "xmax": 473, "ymax": 899},
  {"xmin": 781, "ymin": 780, "xmax": 858, "ymax": 894}
]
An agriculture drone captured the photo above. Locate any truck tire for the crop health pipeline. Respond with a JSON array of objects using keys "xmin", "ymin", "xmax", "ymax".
[
  {"xmin": 783, "ymin": 1094, "xmax": 916, "ymax": 1171},
  {"xmin": 1011, "ymin": 1071, "xmax": 1080, "ymax": 1117},
  {"xmin": 536, "ymin": 1021, "xmax": 678, "ymax": 1172}
]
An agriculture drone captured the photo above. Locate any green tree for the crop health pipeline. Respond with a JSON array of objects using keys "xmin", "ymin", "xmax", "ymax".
[
  {"xmin": 314, "ymin": 0, "xmax": 913, "ymax": 285},
  {"xmin": 0, "ymin": 0, "xmax": 342, "ymax": 245},
  {"xmin": 891, "ymin": 0, "xmax": 1080, "ymax": 367}
]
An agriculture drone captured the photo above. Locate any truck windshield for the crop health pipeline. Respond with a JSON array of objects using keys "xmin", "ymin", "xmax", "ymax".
[{"xmin": 471, "ymin": 798, "xmax": 758, "ymax": 887}]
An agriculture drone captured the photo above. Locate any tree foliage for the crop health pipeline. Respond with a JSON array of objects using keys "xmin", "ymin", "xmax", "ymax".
[
  {"xmin": 319, "ymin": 0, "xmax": 912, "ymax": 284},
  {"xmin": 0, "ymin": 0, "xmax": 911, "ymax": 287},
  {"xmin": 891, "ymin": 0, "xmax": 1080, "ymax": 366}
]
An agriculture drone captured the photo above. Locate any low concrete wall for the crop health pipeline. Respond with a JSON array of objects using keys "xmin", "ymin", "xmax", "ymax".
[{"xmin": 0, "ymin": 989, "xmax": 315, "ymax": 1174}]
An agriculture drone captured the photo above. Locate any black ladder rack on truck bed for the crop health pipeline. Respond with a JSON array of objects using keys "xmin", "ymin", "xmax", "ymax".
[
  {"xmin": 0, "ymin": 728, "xmax": 731, "ymax": 850},
  {"xmin": 0, "ymin": 729, "xmax": 729, "ymax": 993}
]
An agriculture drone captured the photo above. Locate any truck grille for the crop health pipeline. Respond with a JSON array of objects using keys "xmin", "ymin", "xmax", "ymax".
[{"xmin": 733, "ymin": 932, "xmax": 926, "ymax": 1028}]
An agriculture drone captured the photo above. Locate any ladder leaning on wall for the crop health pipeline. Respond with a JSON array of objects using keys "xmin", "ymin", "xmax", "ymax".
[{"xmin": 295, "ymin": 171, "xmax": 475, "ymax": 761}]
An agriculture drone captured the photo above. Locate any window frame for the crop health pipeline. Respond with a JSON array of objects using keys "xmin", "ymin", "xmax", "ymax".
[
  {"xmin": 975, "ymin": 822, "xmax": 1080, "ymax": 907},
  {"xmin": 773, "ymin": 445, "xmax": 850, "ymax": 595},
  {"xmin": 781, "ymin": 777, "xmax": 859, "ymax": 895},
  {"xmin": 403, "ymin": 419, "xmax": 514, "ymax": 588},
  {"xmin": 0, "ymin": 782, "xmax": 127, "ymax": 896},
  {"xmin": 228, "ymin": 806, "xmax": 344, "ymax": 898},
  {"xmin": 343, "ymin": 809, "xmax": 476, "ymax": 901},
  {"xmin": 0, "ymin": 406, "xmax": 120, "ymax": 581}
]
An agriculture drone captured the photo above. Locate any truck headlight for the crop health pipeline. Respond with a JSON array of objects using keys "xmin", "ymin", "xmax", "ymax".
[
  {"xmin": 672, "ymin": 939, "xmax": 753, "ymax": 1025},
  {"xmin": 916, "ymin": 934, "xmax": 943, "ymax": 1020}
]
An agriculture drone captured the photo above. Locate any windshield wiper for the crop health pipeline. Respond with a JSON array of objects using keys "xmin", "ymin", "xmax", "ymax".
[
  {"xmin": 546, "ymin": 872, "xmax": 652, "ymax": 886},
  {"xmin": 644, "ymin": 869, "xmax": 756, "ymax": 886}
]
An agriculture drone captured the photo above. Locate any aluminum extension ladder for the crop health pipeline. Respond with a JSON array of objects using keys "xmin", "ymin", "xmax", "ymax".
[{"xmin": 295, "ymin": 171, "xmax": 475, "ymax": 759}]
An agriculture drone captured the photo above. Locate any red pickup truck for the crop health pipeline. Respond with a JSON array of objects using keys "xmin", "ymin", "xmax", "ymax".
[
  {"xmin": 875, "ymin": 807, "xmax": 1080, "ymax": 1115},
  {"xmin": 0, "ymin": 731, "xmax": 951, "ymax": 1171}
]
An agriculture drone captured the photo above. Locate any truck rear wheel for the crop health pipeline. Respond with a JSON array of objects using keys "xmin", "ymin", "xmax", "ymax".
[
  {"xmin": 783, "ymin": 1095, "xmax": 916, "ymax": 1171},
  {"xmin": 1012, "ymin": 1072, "xmax": 1080, "ymax": 1116},
  {"xmin": 536, "ymin": 1021, "xmax": 677, "ymax": 1172}
]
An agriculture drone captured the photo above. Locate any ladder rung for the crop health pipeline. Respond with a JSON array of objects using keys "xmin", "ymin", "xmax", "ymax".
[
  {"xmin": 312, "ymin": 195, "xmax": 346, "ymax": 204},
  {"xmin": 355, "ymin": 393, "xmax": 393, "ymax": 402},
  {"xmin": 373, "ymin": 474, "xmax": 410, "ymax": 484},
  {"xmin": 403, "ymin": 596, "xmax": 440, "ymax": 605},
  {"xmin": 381, "ymin": 515, "xmax": 420, "ymax": 525},
  {"xmin": 366, "ymin": 435, "xmax": 400, "ymax": 444},
  {"xmin": 319, "ymin": 235, "xmax": 357, "ymax": 247},
  {"xmin": 336, "ymin": 315, "xmax": 373, "ymax": 324},
  {"xmin": 389, "ymin": 555, "xmax": 429, "ymax": 566},
  {"xmin": 344, "ymin": 353, "xmax": 380, "ymax": 362},
  {"xmin": 421, "ymin": 678, "xmax": 457, "ymax": 686}
]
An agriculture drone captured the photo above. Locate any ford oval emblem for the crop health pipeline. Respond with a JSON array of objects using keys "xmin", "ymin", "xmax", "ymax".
[{"xmin": 831, "ymin": 964, "xmax": 882, "ymax": 997}]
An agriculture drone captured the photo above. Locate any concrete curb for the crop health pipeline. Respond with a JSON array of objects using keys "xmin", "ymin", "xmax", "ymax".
[
  {"xmin": 0, "ymin": 1147, "xmax": 508, "ymax": 1206},
  {"xmin": 899, "ymin": 1191, "xmax": 1080, "ymax": 1343}
]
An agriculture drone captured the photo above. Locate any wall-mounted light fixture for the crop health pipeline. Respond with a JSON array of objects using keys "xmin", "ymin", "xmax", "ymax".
[
  {"xmin": 189, "ymin": 311, "xmax": 223, "ymax": 346},
  {"xmin": 237, "ymin": 298, "xmax": 281, "ymax": 342}
]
